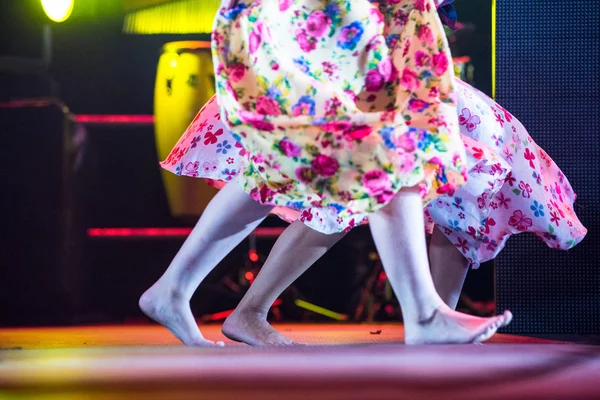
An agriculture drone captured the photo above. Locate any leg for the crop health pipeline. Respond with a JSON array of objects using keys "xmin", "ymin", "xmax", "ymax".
[
  {"xmin": 139, "ymin": 182, "xmax": 273, "ymax": 346},
  {"xmin": 429, "ymin": 226, "xmax": 470, "ymax": 310},
  {"xmin": 223, "ymin": 220, "xmax": 347, "ymax": 345},
  {"xmin": 369, "ymin": 186, "xmax": 512, "ymax": 344}
]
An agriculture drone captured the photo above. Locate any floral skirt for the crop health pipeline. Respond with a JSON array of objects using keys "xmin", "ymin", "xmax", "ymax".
[
  {"xmin": 208, "ymin": 0, "xmax": 468, "ymax": 232},
  {"xmin": 162, "ymin": 78, "xmax": 587, "ymax": 267}
]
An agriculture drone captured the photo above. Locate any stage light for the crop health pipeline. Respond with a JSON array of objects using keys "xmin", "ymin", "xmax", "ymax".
[
  {"xmin": 41, "ymin": 0, "xmax": 74, "ymax": 23},
  {"xmin": 294, "ymin": 299, "xmax": 349, "ymax": 321}
]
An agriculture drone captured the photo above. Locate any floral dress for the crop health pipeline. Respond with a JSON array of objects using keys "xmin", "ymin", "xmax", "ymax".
[
  {"xmin": 422, "ymin": 80, "xmax": 587, "ymax": 267},
  {"xmin": 207, "ymin": 0, "xmax": 468, "ymax": 232},
  {"xmin": 162, "ymin": 78, "xmax": 587, "ymax": 267}
]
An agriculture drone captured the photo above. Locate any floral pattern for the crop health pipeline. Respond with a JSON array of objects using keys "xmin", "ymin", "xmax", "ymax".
[
  {"xmin": 422, "ymin": 79, "xmax": 587, "ymax": 267},
  {"xmin": 208, "ymin": 0, "xmax": 467, "ymax": 232},
  {"xmin": 162, "ymin": 78, "xmax": 586, "ymax": 267}
]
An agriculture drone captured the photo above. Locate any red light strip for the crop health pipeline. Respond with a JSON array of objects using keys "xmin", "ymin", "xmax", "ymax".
[
  {"xmin": 75, "ymin": 114, "xmax": 154, "ymax": 125},
  {"xmin": 87, "ymin": 227, "xmax": 285, "ymax": 238},
  {"xmin": 202, "ymin": 299, "xmax": 283, "ymax": 322}
]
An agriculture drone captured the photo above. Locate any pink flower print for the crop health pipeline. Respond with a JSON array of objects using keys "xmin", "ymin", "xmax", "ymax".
[
  {"xmin": 343, "ymin": 219, "xmax": 356, "ymax": 233},
  {"xmin": 378, "ymin": 57, "xmax": 393, "ymax": 81},
  {"xmin": 170, "ymin": 146, "xmax": 186, "ymax": 166},
  {"xmin": 417, "ymin": 25, "xmax": 434, "ymax": 45},
  {"xmin": 226, "ymin": 157, "xmax": 234, "ymax": 165},
  {"xmin": 473, "ymin": 164, "xmax": 485, "ymax": 174},
  {"xmin": 306, "ymin": 10, "xmax": 331, "ymax": 38},
  {"xmin": 403, "ymin": 39, "xmax": 411, "ymax": 57},
  {"xmin": 496, "ymin": 104, "xmax": 513, "ymax": 123},
  {"xmin": 508, "ymin": 210, "xmax": 533, "ymax": 232},
  {"xmin": 497, "ymin": 192, "xmax": 511, "ymax": 209},
  {"xmin": 539, "ymin": 149, "xmax": 552, "ymax": 167},
  {"xmin": 183, "ymin": 161, "xmax": 199, "ymax": 177},
  {"xmin": 518, "ymin": 180, "xmax": 532, "ymax": 198},
  {"xmin": 296, "ymin": 29, "xmax": 316, "ymax": 53},
  {"xmin": 278, "ymin": 138, "xmax": 302, "ymax": 157},
  {"xmin": 235, "ymin": 141, "xmax": 247, "ymax": 157},
  {"xmin": 554, "ymin": 182, "xmax": 564, "ymax": 203},
  {"xmin": 222, "ymin": 168, "xmax": 237, "ymax": 181},
  {"xmin": 361, "ymin": 169, "xmax": 392, "ymax": 196},
  {"xmin": 322, "ymin": 61, "xmax": 338, "ymax": 77},
  {"xmin": 203, "ymin": 160, "xmax": 219, "ymax": 173},
  {"xmin": 505, "ymin": 171, "xmax": 516, "ymax": 186},
  {"xmin": 459, "ymin": 108, "xmax": 481, "ymax": 132},
  {"xmin": 431, "ymin": 52, "xmax": 449, "ymax": 76},
  {"xmin": 428, "ymin": 86, "xmax": 440, "ymax": 98},
  {"xmin": 456, "ymin": 238, "xmax": 468, "ymax": 254},
  {"xmin": 549, "ymin": 200, "xmax": 565, "ymax": 218},
  {"xmin": 256, "ymin": 95, "xmax": 281, "ymax": 116},
  {"xmin": 523, "ymin": 148, "xmax": 536, "ymax": 169},
  {"xmin": 324, "ymin": 97, "xmax": 342, "ymax": 116},
  {"xmin": 228, "ymin": 63, "xmax": 246, "ymax": 83},
  {"xmin": 311, "ymin": 154, "xmax": 339, "ymax": 177},
  {"xmin": 365, "ymin": 69, "xmax": 385, "ymax": 92},
  {"xmin": 502, "ymin": 146, "xmax": 514, "ymax": 163},
  {"xmin": 344, "ymin": 125, "xmax": 373, "ymax": 141},
  {"xmin": 472, "ymin": 147, "xmax": 484, "ymax": 160},
  {"xmin": 204, "ymin": 128, "xmax": 224, "ymax": 145},
  {"xmin": 477, "ymin": 192, "xmax": 488, "ymax": 209},
  {"xmin": 249, "ymin": 30, "xmax": 262, "ymax": 54},
  {"xmin": 493, "ymin": 109, "xmax": 505, "ymax": 127},
  {"xmin": 466, "ymin": 226, "xmax": 479, "ymax": 239},
  {"xmin": 435, "ymin": 199, "xmax": 452, "ymax": 212},
  {"xmin": 279, "ymin": 0, "xmax": 292, "ymax": 11},
  {"xmin": 190, "ymin": 135, "xmax": 202, "ymax": 149},
  {"xmin": 490, "ymin": 162, "xmax": 504, "ymax": 176},
  {"xmin": 300, "ymin": 209, "xmax": 313, "ymax": 222},
  {"xmin": 550, "ymin": 211, "xmax": 561, "ymax": 227},
  {"xmin": 493, "ymin": 134, "xmax": 503, "ymax": 147},
  {"xmin": 400, "ymin": 68, "xmax": 420, "ymax": 91},
  {"xmin": 296, "ymin": 167, "xmax": 315, "ymax": 184},
  {"xmin": 415, "ymin": 50, "xmax": 430, "ymax": 67}
]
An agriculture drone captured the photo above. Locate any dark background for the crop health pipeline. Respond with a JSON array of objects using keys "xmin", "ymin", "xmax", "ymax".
[
  {"xmin": 0, "ymin": 0, "xmax": 496, "ymax": 326},
  {"xmin": 0, "ymin": 0, "xmax": 493, "ymax": 112}
]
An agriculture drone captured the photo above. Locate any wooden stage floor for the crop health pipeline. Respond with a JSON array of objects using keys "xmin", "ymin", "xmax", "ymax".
[{"xmin": 1, "ymin": 324, "xmax": 599, "ymax": 399}]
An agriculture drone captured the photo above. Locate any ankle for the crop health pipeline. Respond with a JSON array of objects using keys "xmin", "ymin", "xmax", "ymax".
[
  {"xmin": 234, "ymin": 302, "xmax": 270, "ymax": 319},
  {"xmin": 402, "ymin": 300, "xmax": 448, "ymax": 326}
]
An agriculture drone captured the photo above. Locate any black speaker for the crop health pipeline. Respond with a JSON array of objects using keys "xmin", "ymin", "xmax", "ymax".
[
  {"xmin": 0, "ymin": 99, "xmax": 84, "ymax": 326},
  {"xmin": 494, "ymin": 0, "xmax": 600, "ymax": 333}
]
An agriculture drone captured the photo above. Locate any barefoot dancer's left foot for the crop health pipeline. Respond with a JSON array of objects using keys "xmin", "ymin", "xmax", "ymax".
[
  {"xmin": 370, "ymin": 187, "xmax": 513, "ymax": 345},
  {"xmin": 222, "ymin": 308, "xmax": 295, "ymax": 346},
  {"xmin": 139, "ymin": 182, "xmax": 272, "ymax": 346},
  {"xmin": 404, "ymin": 306, "xmax": 513, "ymax": 345},
  {"xmin": 223, "ymin": 221, "xmax": 346, "ymax": 346},
  {"xmin": 139, "ymin": 285, "xmax": 223, "ymax": 347}
]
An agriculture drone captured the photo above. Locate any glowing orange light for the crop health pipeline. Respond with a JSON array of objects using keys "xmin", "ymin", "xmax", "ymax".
[
  {"xmin": 248, "ymin": 250, "xmax": 259, "ymax": 262},
  {"xmin": 244, "ymin": 271, "xmax": 255, "ymax": 281}
]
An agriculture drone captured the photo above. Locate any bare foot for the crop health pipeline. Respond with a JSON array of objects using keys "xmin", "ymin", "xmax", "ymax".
[
  {"xmin": 222, "ymin": 309, "xmax": 295, "ymax": 346},
  {"xmin": 139, "ymin": 285, "xmax": 224, "ymax": 347},
  {"xmin": 404, "ymin": 306, "xmax": 513, "ymax": 345}
]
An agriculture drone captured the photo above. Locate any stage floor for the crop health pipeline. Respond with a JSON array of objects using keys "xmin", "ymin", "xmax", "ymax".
[{"xmin": 1, "ymin": 324, "xmax": 599, "ymax": 399}]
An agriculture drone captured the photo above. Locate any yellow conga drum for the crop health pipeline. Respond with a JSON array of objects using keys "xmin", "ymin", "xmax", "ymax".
[{"xmin": 154, "ymin": 41, "xmax": 218, "ymax": 217}]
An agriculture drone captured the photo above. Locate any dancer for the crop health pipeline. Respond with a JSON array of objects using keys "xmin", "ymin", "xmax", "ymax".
[{"xmin": 141, "ymin": 0, "xmax": 513, "ymax": 346}]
